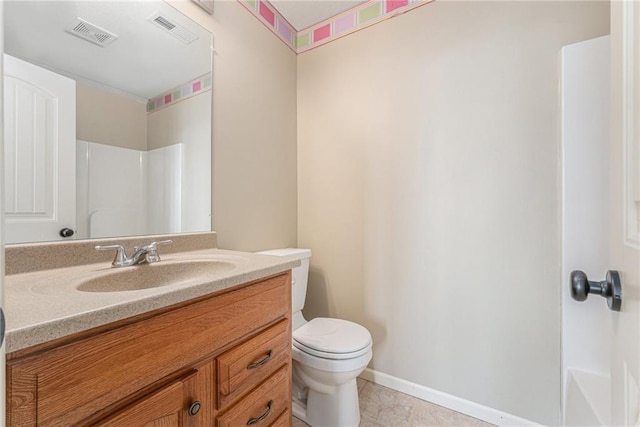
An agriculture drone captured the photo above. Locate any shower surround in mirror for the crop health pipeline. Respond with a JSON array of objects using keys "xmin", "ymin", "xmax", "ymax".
[
  {"xmin": 75, "ymin": 76, "xmax": 212, "ymax": 241},
  {"xmin": 77, "ymin": 142, "xmax": 189, "ymax": 240},
  {"xmin": 75, "ymin": 77, "xmax": 212, "ymax": 242}
]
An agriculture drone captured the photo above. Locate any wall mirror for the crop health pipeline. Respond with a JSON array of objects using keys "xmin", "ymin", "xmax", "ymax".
[{"xmin": 3, "ymin": 1, "xmax": 213, "ymax": 244}]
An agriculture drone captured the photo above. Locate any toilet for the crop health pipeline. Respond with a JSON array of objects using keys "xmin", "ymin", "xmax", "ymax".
[{"xmin": 257, "ymin": 248, "xmax": 372, "ymax": 427}]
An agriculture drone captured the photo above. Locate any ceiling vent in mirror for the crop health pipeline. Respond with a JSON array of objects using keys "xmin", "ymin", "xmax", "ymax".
[
  {"xmin": 147, "ymin": 12, "xmax": 198, "ymax": 44},
  {"xmin": 65, "ymin": 18, "xmax": 118, "ymax": 48}
]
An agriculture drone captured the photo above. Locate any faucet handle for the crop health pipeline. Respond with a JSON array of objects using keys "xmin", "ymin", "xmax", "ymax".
[
  {"xmin": 95, "ymin": 244, "xmax": 128, "ymax": 267},
  {"xmin": 145, "ymin": 240, "xmax": 173, "ymax": 263}
]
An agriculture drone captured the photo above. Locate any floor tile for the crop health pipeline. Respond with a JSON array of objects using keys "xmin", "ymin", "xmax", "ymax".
[
  {"xmin": 292, "ymin": 378, "xmax": 495, "ymax": 426},
  {"xmin": 292, "ymin": 415, "xmax": 310, "ymax": 427},
  {"xmin": 359, "ymin": 380, "xmax": 415, "ymax": 425}
]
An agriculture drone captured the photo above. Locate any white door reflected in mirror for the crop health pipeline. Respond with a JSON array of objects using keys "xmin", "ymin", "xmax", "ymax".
[{"xmin": 3, "ymin": 54, "xmax": 76, "ymax": 244}]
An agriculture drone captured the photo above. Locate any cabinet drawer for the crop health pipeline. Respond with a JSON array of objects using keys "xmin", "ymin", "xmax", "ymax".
[
  {"xmin": 270, "ymin": 409, "xmax": 291, "ymax": 427},
  {"xmin": 216, "ymin": 366, "xmax": 290, "ymax": 427},
  {"xmin": 217, "ymin": 319, "xmax": 290, "ymax": 409},
  {"xmin": 7, "ymin": 273, "xmax": 289, "ymax": 426}
]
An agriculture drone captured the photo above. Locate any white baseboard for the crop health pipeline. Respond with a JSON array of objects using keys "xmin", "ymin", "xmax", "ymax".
[{"xmin": 359, "ymin": 368, "xmax": 543, "ymax": 427}]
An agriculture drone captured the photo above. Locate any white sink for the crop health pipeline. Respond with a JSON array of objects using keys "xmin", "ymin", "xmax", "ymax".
[{"xmin": 76, "ymin": 259, "xmax": 237, "ymax": 292}]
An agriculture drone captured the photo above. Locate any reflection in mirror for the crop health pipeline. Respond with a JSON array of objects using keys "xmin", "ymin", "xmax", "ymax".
[{"xmin": 3, "ymin": 1, "xmax": 212, "ymax": 244}]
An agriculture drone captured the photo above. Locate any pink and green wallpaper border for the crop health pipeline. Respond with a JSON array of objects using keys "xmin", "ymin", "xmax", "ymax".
[
  {"xmin": 147, "ymin": 73, "xmax": 212, "ymax": 113},
  {"xmin": 238, "ymin": 0, "xmax": 434, "ymax": 54}
]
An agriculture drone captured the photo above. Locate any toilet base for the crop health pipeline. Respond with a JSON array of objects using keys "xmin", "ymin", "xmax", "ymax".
[{"xmin": 292, "ymin": 377, "xmax": 361, "ymax": 427}]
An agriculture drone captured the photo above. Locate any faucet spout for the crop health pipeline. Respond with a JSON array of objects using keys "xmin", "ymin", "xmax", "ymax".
[
  {"xmin": 129, "ymin": 240, "xmax": 173, "ymax": 265},
  {"xmin": 129, "ymin": 246, "xmax": 152, "ymax": 265},
  {"xmin": 95, "ymin": 240, "xmax": 173, "ymax": 268}
]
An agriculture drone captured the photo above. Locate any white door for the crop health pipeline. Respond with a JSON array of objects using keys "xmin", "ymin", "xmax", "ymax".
[
  {"xmin": 610, "ymin": 2, "xmax": 640, "ymax": 425},
  {"xmin": 3, "ymin": 54, "xmax": 75, "ymax": 244}
]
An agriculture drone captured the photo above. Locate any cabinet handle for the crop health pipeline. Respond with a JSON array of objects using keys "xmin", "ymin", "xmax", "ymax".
[
  {"xmin": 187, "ymin": 401, "xmax": 201, "ymax": 416},
  {"xmin": 247, "ymin": 400, "xmax": 272, "ymax": 425},
  {"xmin": 247, "ymin": 350, "xmax": 273, "ymax": 370}
]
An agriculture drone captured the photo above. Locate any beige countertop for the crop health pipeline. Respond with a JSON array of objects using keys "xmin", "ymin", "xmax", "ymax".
[{"xmin": 5, "ymin": 247, "xmax": 299, "ymax": 353}]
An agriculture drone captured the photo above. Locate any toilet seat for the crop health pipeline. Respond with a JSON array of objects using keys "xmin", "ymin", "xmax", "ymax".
[
  {"xmin": 292, "ymin": 344, "xmax": 372, "ymax": 373},
  {"xmin": 293, "ymin": 317, "xmax": 372, "ymax": 360}
]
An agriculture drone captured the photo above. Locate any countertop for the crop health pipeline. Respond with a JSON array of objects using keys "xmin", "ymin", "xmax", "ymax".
[{"xmin": 5, "ymin": 248, "xmax": 299, "ymax": 353}]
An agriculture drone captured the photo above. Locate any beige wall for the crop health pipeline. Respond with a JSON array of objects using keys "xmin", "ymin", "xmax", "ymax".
[
  {"xmin": 168, "ymin": 0, "xmax": 298, "ymax": 251},
  {"xmin": 76, "ymin": 82, "xmax": 147, "ymax": 151},
  {"xmin": 147, "ymin": 90, "xmax": 211, "ymax": 150},
  {"xmin": 297, "ymin": 2, "xmax": 609, "ymax": 425}
]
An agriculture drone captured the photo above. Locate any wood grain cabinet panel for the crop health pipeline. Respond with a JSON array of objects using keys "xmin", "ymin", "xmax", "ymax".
[
  {"xmin": 93, "ymin": 376, "xmax": 189, "ymax": 427},
  {"xmin": 6, "ymin": 272, "xmax": 292, "ymax": 427},
  {"xmin": 270, "ymin": 409, "xmax": 292, "ymax": 427},
  {"xmin": 217, "ymin": 319, "xmax": 291, "ymax": 409},
  {"xmin": 216, "ymin": 366, "xmax": 291, "ymax": 427}
]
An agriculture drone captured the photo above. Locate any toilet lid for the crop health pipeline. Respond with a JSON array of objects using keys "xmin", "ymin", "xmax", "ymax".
[{"xmin": 293, "ymin": 318, "xmax": 372, "ymax": 356}]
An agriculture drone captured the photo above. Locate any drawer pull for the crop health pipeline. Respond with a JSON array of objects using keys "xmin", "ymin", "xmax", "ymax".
[
  {"xmin": 247, "ymin": 400, "xmax": 273, "ymax": 425},
  {"xmin": 188, "ymin": 400, "xmax": 201, "ymax": 416},
  {"xmin": 247, "ymin": 350, "xmax": 273, "ymax": 370}
]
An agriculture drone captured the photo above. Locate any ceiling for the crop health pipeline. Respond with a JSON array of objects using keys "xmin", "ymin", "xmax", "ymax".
[
  {"xmin": 4, "ymin": 0, "xmax": 407, "ymax": 97},
  {"xmin": 4, "ymin": 1, "xmax": 212, "ymax": 100},
  {"xmin": 269, "ymin": 0, "xmax": 367, "ymax": 30}
]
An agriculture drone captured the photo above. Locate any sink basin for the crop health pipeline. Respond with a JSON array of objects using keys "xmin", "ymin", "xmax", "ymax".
[{"xmin": 76, "ymin": 259, "xmax": 237, "ymax": 292}]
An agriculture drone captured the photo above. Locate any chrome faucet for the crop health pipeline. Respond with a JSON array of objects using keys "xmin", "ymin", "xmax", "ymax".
[{"xmin": 95, "ymin": 240, "xmax": 173, "ymax": 268}]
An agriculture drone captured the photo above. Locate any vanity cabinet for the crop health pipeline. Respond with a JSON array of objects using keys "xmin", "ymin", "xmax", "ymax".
[{"xmin": 6, "ymin": 272, "xmax": 292, "ymax": 427}]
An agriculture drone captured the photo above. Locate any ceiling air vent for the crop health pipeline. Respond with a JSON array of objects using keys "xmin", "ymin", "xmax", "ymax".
[
  {"xmin": 65, "ymin": 18, "xmax": 118, "ymax": 47},
  {"xmin": 148, "ymin": 12, "xmax": 198, "ymax": 44}
]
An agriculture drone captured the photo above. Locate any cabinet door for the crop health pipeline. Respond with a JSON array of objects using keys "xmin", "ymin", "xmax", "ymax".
[
  {"xmin": 93, "ymin": 368, "xmax": 209, "ymax": 427},
  {"xmin": 95, "ymin": 380, "xmax": 185, "ymax": 427}
]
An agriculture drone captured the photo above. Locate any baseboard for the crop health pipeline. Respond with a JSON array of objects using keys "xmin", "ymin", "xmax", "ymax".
[{"xmin": 360, "ymin": 368, "xmax": 543, "ymax": 427}]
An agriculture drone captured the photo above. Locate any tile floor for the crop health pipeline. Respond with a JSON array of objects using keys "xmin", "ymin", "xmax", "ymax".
[{"xmin": 291, "ymin": 378, "xmax": 494, "ymax": 427}]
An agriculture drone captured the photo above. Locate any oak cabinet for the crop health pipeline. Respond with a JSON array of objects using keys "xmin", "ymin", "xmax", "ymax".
[
  {"xmin": 7, "ymin": 272, "xmax": 292, "ymax": 427},
  {"xmin": 215, "ymin": 366, "xmax": 290, "ymax": 427},
  {"xmin": 94, "ymin": 374, "xmax": 197, "ymax": 427}
]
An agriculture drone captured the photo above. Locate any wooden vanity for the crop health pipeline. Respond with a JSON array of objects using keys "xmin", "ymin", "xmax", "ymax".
[{"xmin": 7, "ymin": 271, "xmax": 293, "ymax": 426}]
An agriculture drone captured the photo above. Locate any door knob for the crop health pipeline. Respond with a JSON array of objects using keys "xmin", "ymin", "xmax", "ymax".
[
  {"xmin": 570, "ymin": 270, "xmax": 622, "ymax": 311},
  {"xmin": 59, "ymin": 228, "xmax": 74, "ymax": 238}
]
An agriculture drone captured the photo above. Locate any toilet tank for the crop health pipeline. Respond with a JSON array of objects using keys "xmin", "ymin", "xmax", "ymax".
[{"xmin": 256, "ymin": 248, "xmax": 311, "ymax": 315}]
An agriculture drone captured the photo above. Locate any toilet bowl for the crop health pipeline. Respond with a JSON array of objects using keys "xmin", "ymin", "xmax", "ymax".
[{"xmin": 257, "ymin": 248, "xmax": 373, "ymax": 427}]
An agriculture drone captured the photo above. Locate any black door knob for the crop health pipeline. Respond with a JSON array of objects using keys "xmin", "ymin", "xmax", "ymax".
[
  {"xmin": 570, "ymin": 270, "xmax": 622, "ymax": 311},
  {"xmin": 59, "ymin": 228, "xmax": 74, "ymax": 238},
  {"xmin": 570, "ymin": 271, "xmax": 590, "ymax": 301}
]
